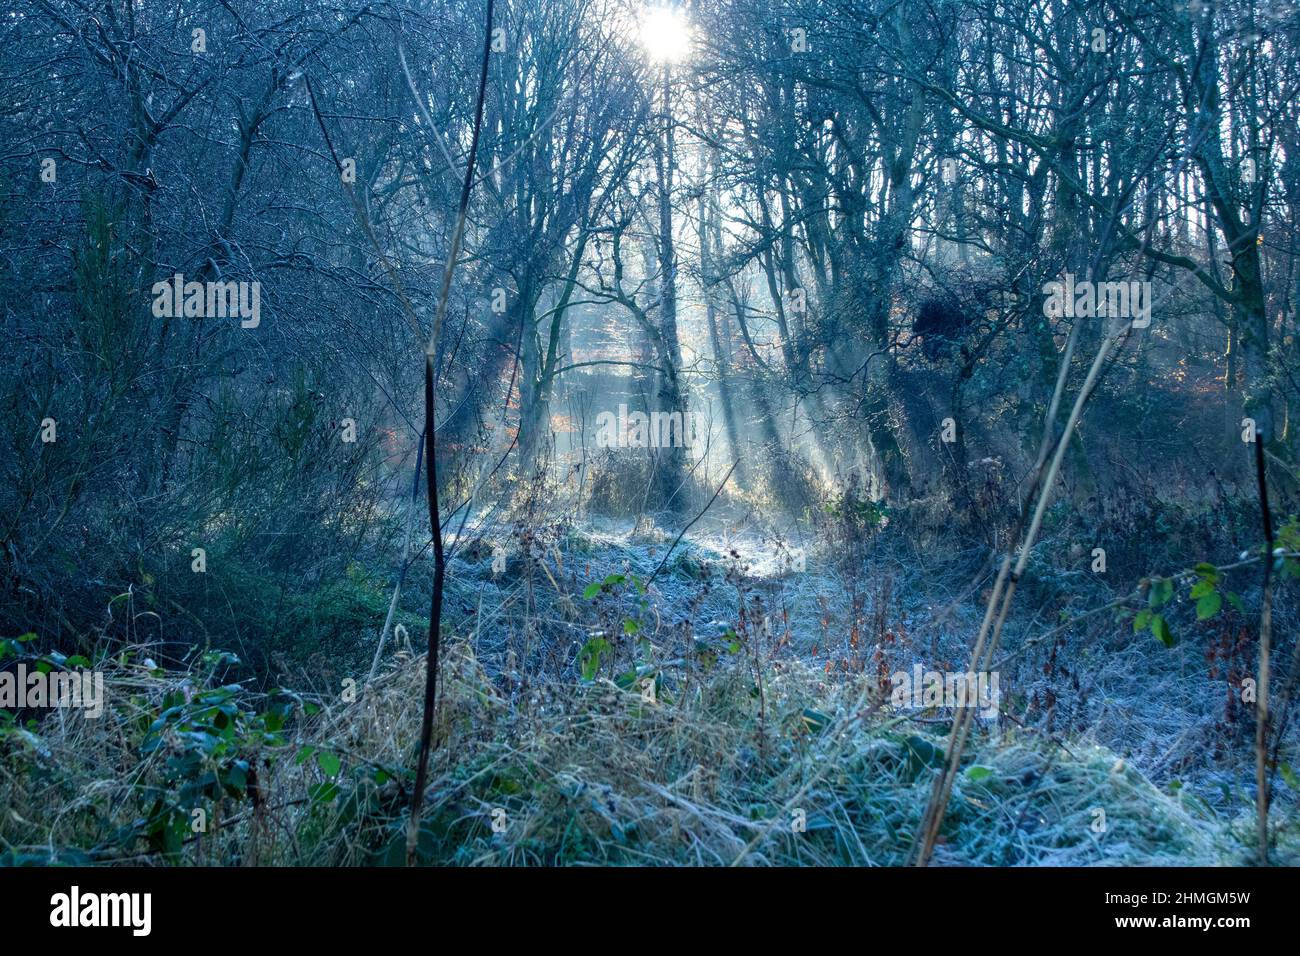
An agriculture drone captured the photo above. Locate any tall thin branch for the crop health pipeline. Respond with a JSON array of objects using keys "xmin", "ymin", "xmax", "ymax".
[
  {"xmin": 406, "ymin": 0, "xmax": 495, "ymax": 867},
  {"xmin": 913, "ymin": 320, "xmax": 1130, "ymax": 866},
  {"xmin": 1253, "ymin": 435, "xmax": 1274, "ymax": 865}
]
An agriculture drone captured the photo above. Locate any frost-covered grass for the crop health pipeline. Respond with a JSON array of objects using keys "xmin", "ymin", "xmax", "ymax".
[{"xmin": 1, "ymin": 520, "xmax": 1294, "ymax": 866}]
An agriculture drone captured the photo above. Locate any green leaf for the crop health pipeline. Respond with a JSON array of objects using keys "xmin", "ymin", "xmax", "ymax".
[
  {"xmin": 309, "ymin": 781, "xmax": 339, "ymax": 804},
  {"xmin": 578, "ymin": 636, "xmax": 611, "ymax": 681},
  {"xmin": 1188, "ymin": 579, "xmax": 1215, "ymax": 600},
  {"xmin": 966, "ymin": 766, "xmax": 994, "ymax": 782},
  {"xmin": 800, "ymin": 708, "xmax": 830, "ymax": 734},
  {"xmin": 222, "ymin": 759, "xmax": 249, "ymax": 795},
  {"xmin": 1226, "ymin": 592, "xmax": 1246, "ymax": 614},
  {"xmin": 1151, "ymin": 614, "xmax": 1174, "ymax": 647},
  {"xmin": 622, "ymin": 618, "xmax": 641, "ymax": 636},
  {"xmin": 1148, "ymin": 577, "xmax": 1174, "ymax": 609},
  {"xmin": 1281, "ymin": 762, "xmax": 1299, "ymax": 791},
  {"xmin": 1193, "ymin": 563, "xmax": 1219, "ymax": 581},
  {"xmin": 316, "ymin": 751, "xmax": 341, "ymax": 777},
  {"xmin": 901, "ymin": 735, "xmax": 945, "ymax": 771},
  {"xmin": 1133, "ymin": 609, "xmax": 1153, "ymax": 633},
  {"xmin": 1195, "ymin": 592, "xmax": 1222, "ymax": 621},
  {"xmin": 582, "ymin": 582, "xmax": 602, "ymax": 600}
]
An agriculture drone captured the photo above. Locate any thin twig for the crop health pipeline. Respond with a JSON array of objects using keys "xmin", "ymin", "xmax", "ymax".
[{"xmin": 646, "ymin": 459, "xmax": 739, "ymax": 589}]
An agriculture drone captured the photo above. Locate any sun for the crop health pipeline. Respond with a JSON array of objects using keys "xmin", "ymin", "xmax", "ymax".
[{"xmin": 639, "ymin": 6, "xmax": 692, "ymax": 63}]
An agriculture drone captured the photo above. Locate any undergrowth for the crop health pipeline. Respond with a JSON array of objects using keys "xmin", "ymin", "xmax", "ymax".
[{"xmin": 1, "ymin": 629, "xmax": 1291, "ymax": 867}]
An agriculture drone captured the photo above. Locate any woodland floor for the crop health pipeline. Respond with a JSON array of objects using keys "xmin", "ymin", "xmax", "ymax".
[{"xmin": 3, "ymin": 512, "xmax": 1296, "ymax": 866}]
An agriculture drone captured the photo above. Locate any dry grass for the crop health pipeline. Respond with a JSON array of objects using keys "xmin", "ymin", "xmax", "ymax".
[
  {"xmin": 2, "ymin": 629, "xmax": 1284, "ymax": 866},
  {"xmin": 3, "ymin": 516, "xmax": 1294, "ymax": 867}
]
